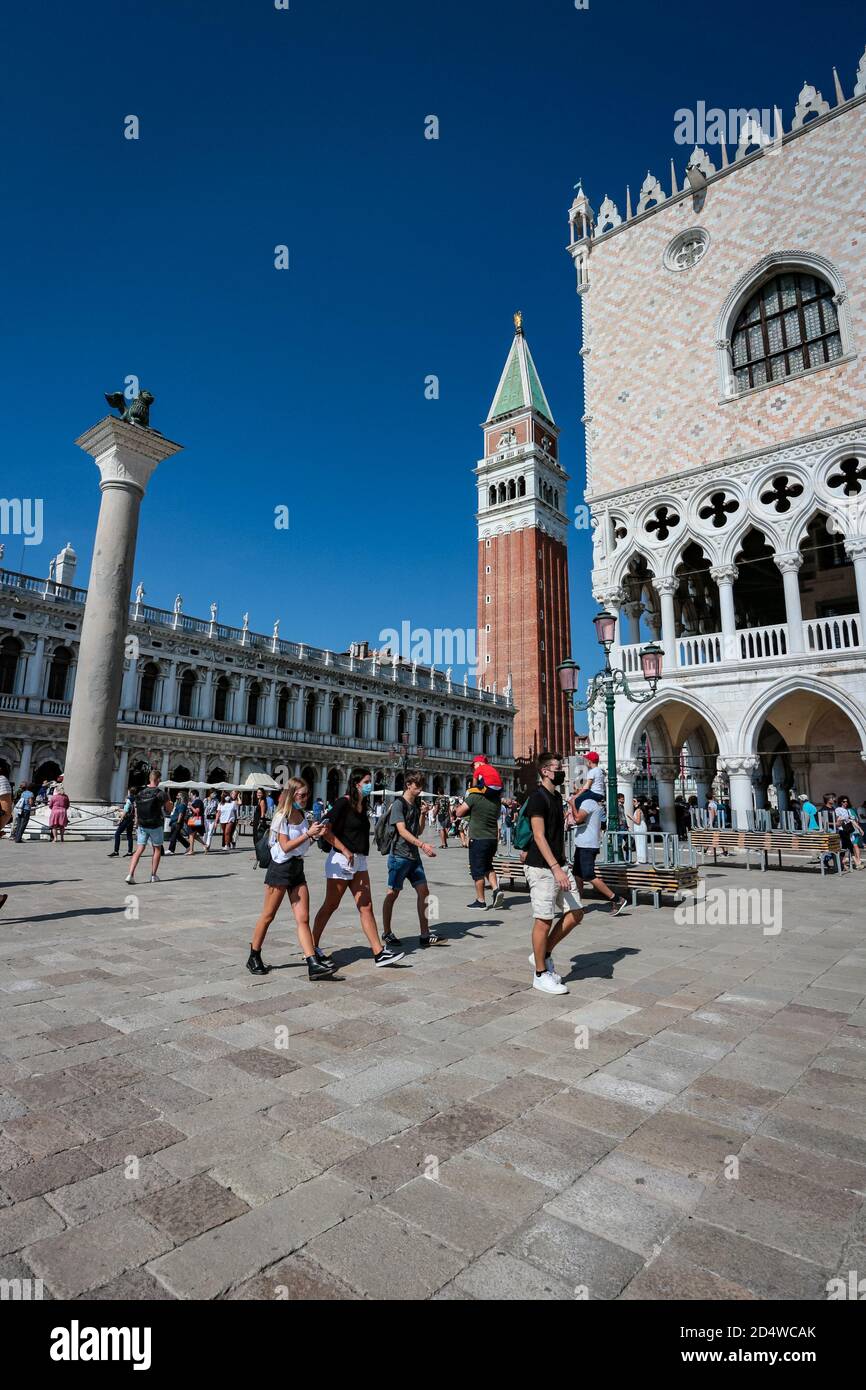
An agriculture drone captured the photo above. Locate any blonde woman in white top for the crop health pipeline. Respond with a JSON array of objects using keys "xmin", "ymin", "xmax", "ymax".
[{"xmin": 247, "ymin": 778, "xmax": 337, "ymax": 981}]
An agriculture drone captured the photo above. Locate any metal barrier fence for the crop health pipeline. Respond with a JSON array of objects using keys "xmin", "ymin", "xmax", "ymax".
[{"xmin": 565, "ymin": 827, "xmax": 693, "ymax": 869}]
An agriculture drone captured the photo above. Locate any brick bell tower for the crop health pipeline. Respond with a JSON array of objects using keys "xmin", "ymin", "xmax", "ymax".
[{"xmin": 476, "ymin": 312, "xmax": 574, "ymax": 763}]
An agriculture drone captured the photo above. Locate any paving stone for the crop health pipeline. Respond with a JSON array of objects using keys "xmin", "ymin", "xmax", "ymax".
[
  {"xmin": 45, "ymin": 1157, "xmax": 176, "ymax": 1225},
  {"xmin": 453, "ymin": 1248, "xmax": 574, "ymax": 1300},
  {"xmin": 2, "ymin": 1112, "xmax": 90, "ymax": 1159},
  {"xmin": 135, "ymin": 1173, "xmax": 249, "ymax": 1242},
  {"xmin": 27, "ymin": 1207, "xmax": 173, "ymax": 1299},
  {"xmin": 665, "ymin": 1220, "xmax": 833, "ymax": 1299},
  {"xmin": 617, "ymin": 1110, "xmax": 747, "ymax": 1183},
  {"xmin": 323, "ymin": 1105, "xmax": 413, "ymax": 1145},
  {"xmin": 505, "ymin": 1211, "xmax": 644, "ymax": 1298},
  {"xmin": 0, "ymin": 1195, "xmax": 66, "ymax": 1256},
  {"xmin": 148, "ymin": 1176, "xmax": 367, "ymax": 1298},
  {"xmin": 323, "ymin": 1058, "xmax": 432, "ymax": 1106},
  {"xmin": 620, "ymin": 1253, "xmax": 758, "ymax": 1300},
  {"xmin": 437, "ymin": 1151, "xmax": 552, "ymax": 1220},
  {"xmin": 8, "ymin": 1071, "xmax": 96, "ymax": 1110},
  {"xmin": 87, "ymin": 1267, "xmax": 177, "ymax": 1300},
  {"xmin": 276, "ymin": 1123, "xmax": 366, "ymax": 1180},
  {"xmin": 382, "ymin": 1175, "xmax": 512, "ymax": 1255},
  {"xmin": 305, "ymin": 1206, "xmax": 467, "ymax": 1299},
  {"xmin": 740, "ymin": 1133, "xmax": 866, "ymax": 1195},
  {"xmin": 83, "ymin": 1121, "xmax": 187, "ymax": 1171},
  {"xmin": 228, "ymin": 1253, "xmax": 361, "ymax": 1300},
  {"xmin": 57, "ymin": 1091, "xmax": 160, "ymax": 1140},
  {"xmin": 536, "ymin": 1087, "xmax": 646, "ymax": 1139},
  {"xmin": 266, "ymin": 1092, "xmax": 346, "ymax": 1131},
  {"xmin": 546, "ymin": 1171, "xmax": 682, "ymax": 1257},
  {"xmin": 210, "ymin": 1149, "xmax": 311, "ymax": 1205}
]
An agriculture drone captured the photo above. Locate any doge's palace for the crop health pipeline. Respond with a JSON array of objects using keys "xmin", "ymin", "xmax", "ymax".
[{"xmin": 568, "ymin": 44, "xmax": 866, "ymax": 828}]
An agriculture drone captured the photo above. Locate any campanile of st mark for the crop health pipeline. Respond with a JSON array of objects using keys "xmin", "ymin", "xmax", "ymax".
[{"xmin": 475, "ymin": 314, "xmax": 574, "ymax": 763}]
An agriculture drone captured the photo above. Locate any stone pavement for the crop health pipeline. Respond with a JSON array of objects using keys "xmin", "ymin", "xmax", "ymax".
[{"xmin": 0, "ymin": 830, "xmax": 864, "ymax": 1301}]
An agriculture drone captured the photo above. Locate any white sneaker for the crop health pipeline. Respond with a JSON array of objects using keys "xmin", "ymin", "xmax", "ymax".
[
  {"xmin": 532, "ymin": 971, "xmax": 568, "ymax": 995},
  {"xmin": 150, "ymin": 875, "xmax": 160, "ymax": 883},
  {"xmin": 528, "ymin": 952, "xmax": 560, "ymax": 981},
  {"xmin": 125, "ymin": 874, "xmax": 135, "ymax": 885}
]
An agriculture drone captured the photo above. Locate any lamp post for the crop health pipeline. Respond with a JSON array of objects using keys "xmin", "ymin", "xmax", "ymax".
[
  {"xmin": 389, "ymin": 732, "xmax": 422, "ymax": 788},
  {"xmin": 558, "ymin": 610, "xmax": 663, "ymax": 832}
]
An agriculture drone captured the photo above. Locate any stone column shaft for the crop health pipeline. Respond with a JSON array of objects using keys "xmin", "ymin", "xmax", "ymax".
[{"xmin": 63, "ymin": 417, "xmax": 181, "ymax": 805}]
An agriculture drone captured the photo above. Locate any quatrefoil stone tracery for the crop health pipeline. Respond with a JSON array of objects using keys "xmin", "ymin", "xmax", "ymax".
[
  {"xmin": 645, "ymin": 505, "xmax": 681, "ymax": 542},
  {"xmin": 759, "ymin": 474, "xmax": 805, "ymax": 513},
  {"xmin": 698, "ymin": 491, "xmax": 740, "ymax": 528},
  {"xmin": 827, "ymin": 457, "xmax": 866, "ymax": 497}
]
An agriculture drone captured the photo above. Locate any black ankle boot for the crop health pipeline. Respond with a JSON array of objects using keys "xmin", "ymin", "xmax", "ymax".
[
  {"xmin": 307, "ymin": 955, "xmax": 337, "ymax": 981},
  {"xmin": 246, "ymin": 946, "xmax": 270, "ymax": 975}
]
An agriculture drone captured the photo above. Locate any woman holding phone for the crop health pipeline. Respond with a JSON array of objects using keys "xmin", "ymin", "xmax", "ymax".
[
  {"xmin": 313, "ymin": 767, "xmax": 404, "ymax": 966},
  {"xmin": 247, "ymin": 778, "xmax": 337, "ymax": 980}
]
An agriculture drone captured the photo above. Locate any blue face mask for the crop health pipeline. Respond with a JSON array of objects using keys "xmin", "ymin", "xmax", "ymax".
[
  {"xmin": 360, "ymin": 782, "xmax": 373, "ymax": 797},
  {"xmin": 292, "ymin": 801, "xmax": 304, "ymax": 810}
]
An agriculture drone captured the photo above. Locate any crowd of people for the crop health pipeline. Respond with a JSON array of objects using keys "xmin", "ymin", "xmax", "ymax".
[{"xmin": 1, "ymin": 755, "xmax": 863, "ymax": 979}]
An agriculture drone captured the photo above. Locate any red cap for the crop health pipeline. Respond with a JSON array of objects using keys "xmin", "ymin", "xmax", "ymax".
[{"xmin": 585, "ymin": 751, "xmax": 600, "ymax": 765}]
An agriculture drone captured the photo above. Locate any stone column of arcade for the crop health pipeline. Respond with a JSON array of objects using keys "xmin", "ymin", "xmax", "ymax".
[{"xmin": 60, "ymin": 403, "xmax": 182, "ymax": 836}]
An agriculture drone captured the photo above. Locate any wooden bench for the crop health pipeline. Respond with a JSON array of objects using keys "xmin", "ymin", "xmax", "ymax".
[
  {"xmin": 492, "ymin": 855, "xmax": 698, "ymax": 909},
  {"xmin": 689, "ymin": 828, "xmax": 841, "ymax": 873}
]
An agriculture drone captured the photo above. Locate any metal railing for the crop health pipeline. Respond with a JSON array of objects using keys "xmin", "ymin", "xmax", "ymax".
[{"xmin": 596, "ymin": 828, "xmax": 692, "ymax": 868}]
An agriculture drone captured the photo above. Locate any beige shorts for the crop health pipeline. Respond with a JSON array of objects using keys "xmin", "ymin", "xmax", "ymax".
[{"xmin": 525, "ymin": 864, "xmax": 583, "ymax": 921}]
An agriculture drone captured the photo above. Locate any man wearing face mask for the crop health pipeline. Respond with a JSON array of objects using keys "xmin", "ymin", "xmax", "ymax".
[{"xmin": 524, "ymin": 750, "xmax": 585, "ymax": 995}]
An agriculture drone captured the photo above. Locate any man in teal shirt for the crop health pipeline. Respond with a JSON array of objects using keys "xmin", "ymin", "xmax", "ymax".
[{"xmin": 799, "ymin": 793, "xmax": 818, "ymax": 831}]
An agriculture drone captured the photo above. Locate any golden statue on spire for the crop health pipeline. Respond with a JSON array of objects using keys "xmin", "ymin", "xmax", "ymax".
[{"xmin": 514, "ymin": 310, "xmax": 523, "ymax": 334}]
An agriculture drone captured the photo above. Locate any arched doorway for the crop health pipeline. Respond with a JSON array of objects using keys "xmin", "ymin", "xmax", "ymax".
[
  {"xmin": 129, "ymin": 758, "xmax": 151, "ymax": 790},
  {"xmin": 34, "ymin": 759, "xmax": 62, "ymax": 787},
  {"xmin": 171, "ymin": 764, "xmax": 192, "ymax": 782},
  {"xmin": 326, "ymin": 767, "xmax": 341, "ymax": 803},
  {"xmin": 625, "ymin": 695, "xmax": 727, "ymax": 832},
  {"xmin": 208, "ymin": 765, "xmax": 228, "ymax": 784},
  {"xmin": 746, "ymin": 681, "xmax": 866, "ymax": 809}
]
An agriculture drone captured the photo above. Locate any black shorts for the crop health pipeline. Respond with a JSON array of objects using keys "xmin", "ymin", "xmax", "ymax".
[
  {"xmin": 264, "ymin": 857, "xmax": 306, "ymax": 890},
  {"xmin": 469, "ymin": 838, "xmax": 497, "ymax": 881},
  {"xmin": 574, "ymin": 847, "xmax": 599, "ymax": 881}
]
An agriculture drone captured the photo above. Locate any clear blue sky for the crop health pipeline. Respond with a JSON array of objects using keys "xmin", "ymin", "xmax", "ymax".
[{"xmin": 3, "ymin": 0, "xmax": 862, "ymax": 722}]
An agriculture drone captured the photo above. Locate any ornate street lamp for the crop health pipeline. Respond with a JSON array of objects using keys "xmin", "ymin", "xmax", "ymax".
[
  {"xmin": 558, "ymin": 612, "xmax": 663, "ymax": 831},
  {"xmin": 389, "ymin": 732, "xmax": 422, "ymax": 786}
]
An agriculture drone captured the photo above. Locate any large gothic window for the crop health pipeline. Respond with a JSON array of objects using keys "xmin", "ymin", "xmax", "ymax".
[{"xmin": 731, "ymin": 272, "xmax": 842, "ymax": 392}]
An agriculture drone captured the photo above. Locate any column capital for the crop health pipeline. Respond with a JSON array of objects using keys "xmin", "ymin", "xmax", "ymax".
[
  {"xmin": 718, "ymin": 755, "xmax": 759, "ymax": 776},
  {"xmin": 774, "ymin": 550, "xmax": 803, "ymax": 575},
  {"xmin": 598, "ymin": 588, "xmax": 626, "ymax": 608},
  {"xmin": 616, "ymin": 759, "xmax": 639, "ymax": 778},
  {"xmin": 709, "ymin": 564, "xmax": 738, "ymax": 585},
  {"xmin": 844, "ymin": 536, "xmax": 866, "ymax": 561},
  {"xmin": 652, "ymin": 575, "xmax": 678, "ymax": 596},
  {"xmin": 653, "ymin": 760, "xmax": 679, "ymax": 780},
  {"xmin": 75, "ymin": 417, "xmax": 183, "ymax": 497}
]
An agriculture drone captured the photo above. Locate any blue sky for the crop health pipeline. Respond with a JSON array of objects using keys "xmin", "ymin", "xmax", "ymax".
[{"xmin": 2, "ymin": 0, "xmax": 863, "ymax": 724}]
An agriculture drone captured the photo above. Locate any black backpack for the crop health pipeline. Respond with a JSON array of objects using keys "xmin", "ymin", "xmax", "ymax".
[{"xmin": 135, "ymin": 786, "xmax": 165, "ymax": 829}]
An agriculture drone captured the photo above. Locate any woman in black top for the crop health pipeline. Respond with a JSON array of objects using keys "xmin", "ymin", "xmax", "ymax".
[{"xmin": 312, "ymin": 768, "xmax": 404, "ymax": 966}]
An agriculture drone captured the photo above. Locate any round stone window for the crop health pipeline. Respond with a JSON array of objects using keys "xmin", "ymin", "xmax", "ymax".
[{"xmin": 664, "ymin": 228, "xmax": 709, "ymax": 272}]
